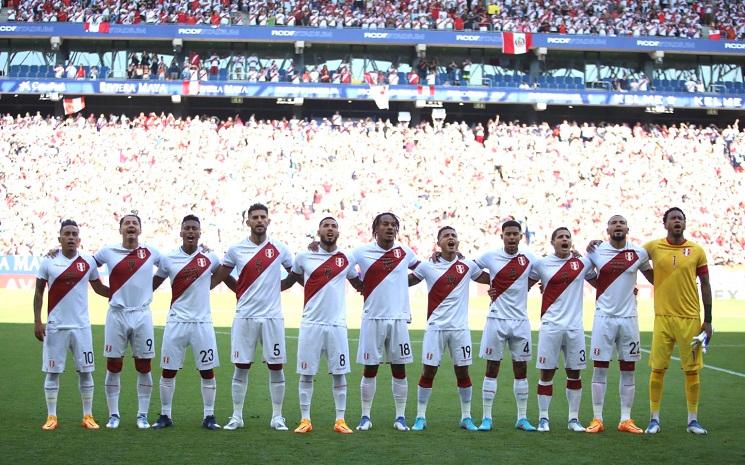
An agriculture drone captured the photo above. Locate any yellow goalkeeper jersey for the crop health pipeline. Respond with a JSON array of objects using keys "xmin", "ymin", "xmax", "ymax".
[{"xmin": 643, "ymin": 238, "xmax": 708, "ymax": 319}]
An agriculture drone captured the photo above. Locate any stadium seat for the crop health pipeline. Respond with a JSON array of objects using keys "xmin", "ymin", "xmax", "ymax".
[
  {"xmin": 19, "ymin": 65, "xmax": 30, "ymax": 77},
  {"xmin": 219, "ymin": 69, "xmax": 228, "ymax": 80},
  {"xmin": 8, "ymin": 65, "xmax": 20, "ymax": 77},
  {"xmin": 100, "ymin": 66, "xmax": 109, "ymax": 79},
  {"xmin": 29, "ymin": 65, "xmax": 39, "ymax": 77}
]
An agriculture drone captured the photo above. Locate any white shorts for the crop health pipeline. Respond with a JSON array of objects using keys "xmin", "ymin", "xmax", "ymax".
[
  {"xmin": 536, "ymin": 326, "xmax": 587, "ymax": 370},
  {"xmin": 590, "ymin": 315, "xmax": 641, "ymax": 362},
  {"xmin": 421, "ymin": 329, "xmax": 473, "ymax": 367},
  {"xmin": 357, "ymin": 319, "xmax": 413, "ymax": 365},
  {"xmin": 42, "ymin": 326, "xmax": 94, "ymax": 373},
  {"xmin": 161, "ymin": 322, "xmax": 220, "ymax": 371},
  {"xmin": 297, "ymin": 323, "xmax": 351, "ymax": 375},
  {"xmin": 104, "ymin": 308, "xmax": 155, "ymax": 359},
  {"xmin": 231, "ymin": 318, "xmax": 286, "ymax": 365},
  {"xmin": 479, "ymin": 318, "xmax": 532, "ymax": 362}
]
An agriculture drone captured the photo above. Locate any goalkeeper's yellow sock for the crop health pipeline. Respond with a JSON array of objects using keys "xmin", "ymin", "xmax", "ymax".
[
  {"xmin": 649, "ymin": 369, "xmax": 665, "ymax": 420},
  {"xmin": 684, "ymin": 370, "xmax": 700, "ymax": 423}
]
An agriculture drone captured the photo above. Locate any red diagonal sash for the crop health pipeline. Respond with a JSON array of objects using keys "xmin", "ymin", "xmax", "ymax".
[
  {"xmin": 171, "ymin": 253, "xmax": 212, "ymax": 306},
  {"xmin": 596, "ymin": 250, "xmax": 638, "ymax": 299},
  {"xmin": 362, "ymin": 247, "xmax": 407, "ymax": 301},
  {"xmin": 490, "ymin": 255, "xmax": 530, "ymax": 301},
  {"xmin": 427, "ymin": 261, "xmax": 469, "ymax": 319},
  {"xmin": 109, "ymin": 247, "xmax": 152, "ymax": 300},
  {"xmin": 48, "ymin": 257, "xmax": 90, "ymax": 314},
  {"xmin": 236, "ymin": 243, "xmax": 280, "ymax": 300},
  {"xmin": 541, "ymin": 257, "xmax": 584, "ymax": 316},
  {"xmin": 304, "ymin": 252, "xmax": 349, "ymax": 307}
]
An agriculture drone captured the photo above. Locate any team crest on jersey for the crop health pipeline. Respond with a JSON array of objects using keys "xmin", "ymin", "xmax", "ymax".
[
  {"xmin": 518, "ymin": 256, "xmax": 527, "ymax": 266},
  {"xmin": 197, "ymin": 257, "xmax": 207, "ymax": 268},
  {"xmin": 625, "ymin": 252, "xmax": 635, "ymax": 262},
  {"xmin": 570, "ymin": 260, "xmax": 579, "ymax": 271},
  {"xmin": 393, "ymin": 248, "xmax": 402, "ymax": 259},
  {"xmin": 683, "ymin": 248, "xmax": 691, "ymax": 256},
  {"xmin": 265, "ymin": 248, "xmax": 275, "ymax": 258},
  {"xmin": 136, "ymin": 248, "xmax": 147, "ymax": 259},
  {"xmin": 455, "ymin": 264, "xmax": 466, "ymax": 274},
  {"xmin": 335, "ymin": 257, "xmax": 345, "ymax": 267},
  {"xmin": 76, "ymin": 262, "xmax": 86, "ymax": 272}
]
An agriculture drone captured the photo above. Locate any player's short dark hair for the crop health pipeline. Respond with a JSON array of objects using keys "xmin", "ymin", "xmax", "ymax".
[
  {"xmin": 663, "ymin": 207, "xmax": 686, "ymax": 223},
  {"xmin": 243, "ymin": 203, "xmax": 269, "ymax": 220},
  {"xmin": 59, "ymin": 219, "xmax": 78, "ymax": 233},
  {"xmin": 436, "ymin": 226, "xmax": 455, "ymax": 240},
  {"xmin": 371, "ymin": 212, "xmax": 399, "ymax": 238},
  {"xmin": 119, "ymin": 212, "xmax": 141, "ymax": 227},
  {"xmin": 182, "ymin": 214, "xmax": 200, "ymax": 225},
  {"xmin": 318, "ymin": 216, "xmax": 337, "ymax": 227},
  {"xmin": 502, "ymin": 220, "xmax": 522, "ymax": 232},
  {"xmin": 551, "ymin": 227, "xmax": 571, "ymax": 241}
]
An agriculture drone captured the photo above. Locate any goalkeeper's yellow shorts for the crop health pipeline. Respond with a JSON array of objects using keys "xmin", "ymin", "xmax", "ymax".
[{"xmin": 649, "ymin": 315, "xmax": 703, "ymax": 371}]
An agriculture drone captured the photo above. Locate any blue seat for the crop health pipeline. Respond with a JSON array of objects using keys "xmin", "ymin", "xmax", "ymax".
[
  {"xmin": 29, "ymin": 65, "xmax": 39, "ymax": 77},
  {"xmin": 8, "ymin": 65, "xmax": 19, "ymax": 77},
  {"xmin": 19, "ymin": 65, "xmax": 30, "ymax": 77},
  {"xmin": 219, "ymin": 69, "xmax": 228, "ymax": 80},
  {"xmin": 100, "ymin": 66, "xmax": 109, "ymax": 78}
]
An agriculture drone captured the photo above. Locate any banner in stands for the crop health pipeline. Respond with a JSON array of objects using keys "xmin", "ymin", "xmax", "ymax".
[
  {"xmin": 0, "ymin": 23, "xmax": 744, "ymax": 54},
  {"xmin": 2, "ymin": 79, "xmax": 744, "ymax": 109}
]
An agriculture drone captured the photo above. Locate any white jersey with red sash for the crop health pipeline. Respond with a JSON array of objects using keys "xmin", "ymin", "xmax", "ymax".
[
  {"xmin": 530, "ymin": 255, "xmax": 595, "ymax": 329},
  {"xmin": 156, "ymin": 248, "xmax": 220, "ymax": 322},
  {"xmin": 292, "ymin": 249, "xmax": 357, "ymax": 326},
  {"xmin": 412, "ymin": 258, "xmax": 482, "ymax": 330},
  {"xmin": 94, "ymin": 244, "xmax": 161, "ymax": 310},
  {"xmin": 475, "ymin": 248, "xmax": 538, "ymax": 320},
  {"xmin": 36, "ymin": 253, "xmax": 100, "ymax": 329},
  {"xmin": 587, "ymin": 241, "xmax": 650, "ymax": 318},
  {"xmin": 352, "ymin": 242, "xmax": 420, "ymax": 320},
  {"xmin": 222, "ymin": 237, "xmax": 293, "ymax": 319}
]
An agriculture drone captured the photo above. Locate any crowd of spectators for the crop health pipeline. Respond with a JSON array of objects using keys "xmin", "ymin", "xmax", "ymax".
[
  {"xmin": 5, "ymin": 0, "xmax": 745, "ymax": 40},
  {"xmin": 1, "ymin": 112, "xmax": 743, "ymax": 266}
]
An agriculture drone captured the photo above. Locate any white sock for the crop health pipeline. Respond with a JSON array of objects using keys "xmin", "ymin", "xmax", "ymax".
[
  {"xmin": 104, "ymin": 371, "xmax": 121, "ymax": 416},
  {"xmin": 269, "ymin": 368, "xmax": 285, "ymax": 418},
  {"xmin": 201, "ymin": 377, "xmax": 217, "ymax": 417},
  {"xmin": 566, "ymin": 378, "xmax": 582, "ymax": 421},
  {"xmin": 44, "ymin": 372, "xmax": 60, "ymax": 416},
  {"xmin": 513, "ymin": 377, "xmax": 529, "ymax": 420},
  {"xmin": 360, "ymin": 376, "xmax": 376, "ymax": 418},
  {"xmin": 332, "ymin": 374, "xmax": 347, "ymax": 421},
  {"xmin": 136, "ymin": 372, "xmax": 153, "ymax": 416},
  {"xmin": 392, "ymin": 377, "xmax": 408, "ymax": 419},
  {"xmin": 78, "ymin": 372, "xmax": 94, "ymax": 416},
  {"xmin": 538, "ymin": 380, "xmax": 553, "ymax": 419},
  {"xmin": 416, "ymin": 385, "xmax": 432, "ymax": 418},
  {"xmin": 159, "ymin": 376, "xmax": 175, "ymax": 417},
  {"xmin": 619, "ymin": 370, "xmax": 635, "ymax": 422},
  {"xmin": 482, "ymin": 376, "xmax": 497, "ymax": 419},
  {"xmin": 459, "ymin": 385, "xmax": 473, "ymax": 420},
  {"xmin": 231, "ymin": 367, "xmax": 249, "ymax": 420},
  {"xmin": 687, "ymin": 412, "xmax": 697, "ymax": 423},
  {"xmin": 592, "ymin": 367, "xmax": 608, "ymax": 420},
  {"xmin": 299, "ymin": 374, "xmax": 314, "ymax": 420}
]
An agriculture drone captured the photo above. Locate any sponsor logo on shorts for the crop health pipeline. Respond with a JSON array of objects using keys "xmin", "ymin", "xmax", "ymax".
[
  {"xmin": 426, "ymin": 353, "xmax": 433, "ymax": 360},
  {"xmin": 593, "ymin": 347, "xmax": 600, "ymax": 356},
  {"xmin": 105, "ymin": 344, "xmax": 112, "ymax": 352},
  {"xmin": 162, "ymin": 356, "xmax": 170, "ymax": 364},
  {"xmin": 539, "ymin": 356, "xmax": 546, "ymax": 364},
  {"xmin": 300, "ymin": 361, "xmax": 308, "ymax": 369}
]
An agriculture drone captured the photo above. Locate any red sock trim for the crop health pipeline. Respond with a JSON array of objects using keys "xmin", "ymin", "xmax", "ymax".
[
  {"xmin": 107, "ymin": 359, "xmax": 123, "ymax": 373},
  {"xmin": 457, "ymin": 377, "xmax": 472, "ymax": 388},
  {"xmin": 514, "ymin": 375, "xmax": 527, "ymax": 380},
  {"xmin": 537, "ymin": 383, "xmax": 553, "ymax": 396},
  {"xmin": 566, "ymin": 379, "xmax": 582, "ymax": 390},
  {"xmin": 134, "ymin": 358, "xmax": 151, "ymax": 374},
  {"xmin": 594, "ymin": 360, "xmax": 610, "ymax": 368},
  {"xmin": 419, "ymin": 376, "xmax": 433, "ymax": 389},
  {"xmin": 619, "ymin": 361, "xmax": 635, "ymax": 372},
  {"xmin": 267, "ymin": 363, "xmax": 283, "ymax": 371}
]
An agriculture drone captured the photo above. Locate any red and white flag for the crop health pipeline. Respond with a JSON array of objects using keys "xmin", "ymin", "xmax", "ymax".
[
  {"xmin": 83, "ymin": 22, "xmax": 110, "ymax": 33},
  {"xmin": 502, "ymin": 31, "xmax": 532, "ymax": 54},
  {"xmin": 708, "ymin": 30, "xmax": 721, "ymax": 40},
  {"xmin": 417, "ymin": 84, "xmax": 436, "ymax": 98},
  {"xmin": 181, "ymin": 80, "xmax": 200, "ymax": 96},
  {"xmin": 63, "ymin": 97, "xmax": 85, "ymax": 115},
  {"xmin": 369, "ymin": 84, "xmax": 389, "ymax": 110}
]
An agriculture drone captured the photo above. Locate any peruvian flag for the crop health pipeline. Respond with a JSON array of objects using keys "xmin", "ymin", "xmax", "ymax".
[
  {"xmin": 417, "ymin": 84, "xmax": 435, "ymax": 98},
  {"xmin": 83, "ymin": 22, "xmax": 110, "ymax": 33},
  {"xmin": 369, "ymin": 84, "xmax": 389, "ymax": 110},
  {"xmin": 502, "ymin": 31, "xmax": 532, "ymax": 54},
  {"xmin": 708, "ymin": 30, "xmax": 721, "ymax": 40},
  {"xmin": 181, "ymin": 80, "xmax": 200, "ymax": 96},
  {"xmin": 63, "ymin": 97, "xmax": 85, "ymax": 115}
]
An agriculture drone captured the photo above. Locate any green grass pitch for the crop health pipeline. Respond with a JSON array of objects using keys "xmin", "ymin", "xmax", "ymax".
[{"xmin": 2, "ymin": 323, "xmax": 743, "ymax": 465}]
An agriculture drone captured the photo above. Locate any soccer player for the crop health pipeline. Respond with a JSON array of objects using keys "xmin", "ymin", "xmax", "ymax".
[
  {"xmin": 150, "ymin": 215, "xmax": 222, "ymax": 430},
  {"xmin": 211, "ymin": 203, "xmax": 294, "ymax": 431},
  {"xmin": 585, "ymin": 215, "xmax": 653, "ymax": 435},
  {"xmin": 286, "ymin": 217, "xmax": 357, "ymax": 434},
  {"xmin": 476, "ymin": 220, "xmax": 539, "ymax": 432},
  {"xmin": 408, "ymin": 226, "xmax": 488, "ymax": 431},
  {"xmin": 33, "ymin": 220, "xmax": 109, "ymax": 430},
  {"xmin": 643, "ymin": 207, "xmax": 712, "ymax": 435},
  {"xmin": 353, "ymin": 212, "xmax": 420, "ymax": 431},
  {"xmin": 94, "ymin": 213, "xmax": 161, "ymax": 429},
  {"xmin": 529, "ymin": 227, "xmax": 595, "ymax": 433}
]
